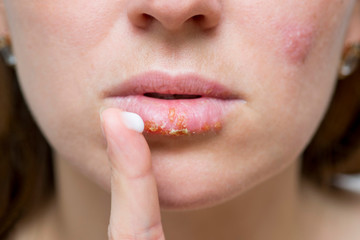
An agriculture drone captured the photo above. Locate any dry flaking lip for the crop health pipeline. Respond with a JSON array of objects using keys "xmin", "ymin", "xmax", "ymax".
[{"xmin": 107, "ymin": 94, "xmax": 240, "ymax": 137}]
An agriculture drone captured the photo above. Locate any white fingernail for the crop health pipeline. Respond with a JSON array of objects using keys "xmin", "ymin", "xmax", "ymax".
[{"xmin": 121, "ymin": 112, "xmax": 144, "ymax": 133}]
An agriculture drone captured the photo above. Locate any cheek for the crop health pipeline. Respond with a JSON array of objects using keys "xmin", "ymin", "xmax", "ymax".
[
  {"xmin": 8, "ymin": 0, "xmax": 121, "ymax": 50},
  {"xmin": 264, "ymin": 13, "xmax": 320, "ymax": 67},
  {"xmin": 271, "ymin": 1, "xmax": 349, "ymax": 66},
  {"xmin": 237, "ymin": 0, "xmax": 345, "ymax": 67},
  {"xmin": 277, "ymin": 23, "xmax": 317, "ymax": 64}
]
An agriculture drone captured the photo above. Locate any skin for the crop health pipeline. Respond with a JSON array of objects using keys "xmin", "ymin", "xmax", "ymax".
[{"xmin": 1, "ymin": 0, "xmax": 360, "ymax": 239}]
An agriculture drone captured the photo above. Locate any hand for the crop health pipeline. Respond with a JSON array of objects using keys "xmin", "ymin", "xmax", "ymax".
[{"xmin": 100, "ymin": 108, "xmax": 165, "ymax": 240}]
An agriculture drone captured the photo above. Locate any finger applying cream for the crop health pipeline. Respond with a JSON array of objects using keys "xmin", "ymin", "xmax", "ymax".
[{"xmin": 100, "ymin": 108, "xmax": 165, "ymax": 240}]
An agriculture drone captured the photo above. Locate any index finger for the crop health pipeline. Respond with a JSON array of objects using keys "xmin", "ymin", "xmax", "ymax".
[{"xmin": 100, "ymin": 108, "xmax": 165, "ymax": 240}]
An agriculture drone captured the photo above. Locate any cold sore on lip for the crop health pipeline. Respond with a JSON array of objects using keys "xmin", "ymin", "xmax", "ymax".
[
  {"xmin": 144, "ymin": 107, "xmax": 222, "ymax": 136},
  {"xmin": 104, "ymin": 71, "xmax": 241, "ymax": 136}
]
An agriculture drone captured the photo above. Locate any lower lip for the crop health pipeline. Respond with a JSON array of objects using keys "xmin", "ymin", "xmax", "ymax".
[{"xmin": 107, "ymin": 95, "xmax": 244, "ymax": 136}]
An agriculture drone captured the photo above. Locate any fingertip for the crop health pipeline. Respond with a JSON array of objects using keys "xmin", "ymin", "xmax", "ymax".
[
  {"xmin": 99, "ymin": 107, "xmax": 151, "ymax": 178},
  {"xmin": 120, "ymin": 111, "xmax": 144, "ymax": 133},
  {"xmin": 99, "ymin": 108, "xmax": 144, "ymax": 134}
]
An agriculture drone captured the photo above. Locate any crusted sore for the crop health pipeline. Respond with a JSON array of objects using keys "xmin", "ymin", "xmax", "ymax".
[{"xmin": 144, "ymin": 108, "xmax": 222, "ymax": 136}]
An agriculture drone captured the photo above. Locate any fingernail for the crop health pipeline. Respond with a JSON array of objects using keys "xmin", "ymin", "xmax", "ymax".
[{"xmin": 121, "ymin": 111, "xmax": 144, "ymax": 133}]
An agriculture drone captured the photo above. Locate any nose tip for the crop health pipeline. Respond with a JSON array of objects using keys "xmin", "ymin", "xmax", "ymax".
[{"xmin": 127, "ymin": 0, "xmax": 222, "ymax": 32}]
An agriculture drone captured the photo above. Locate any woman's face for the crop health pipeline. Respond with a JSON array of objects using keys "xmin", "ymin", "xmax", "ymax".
[{"xmin": 2, "ymin": 0, "xmax": 358, "ymax": 209}]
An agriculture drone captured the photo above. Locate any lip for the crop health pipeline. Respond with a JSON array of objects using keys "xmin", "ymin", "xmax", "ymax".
[{"xmin": 103, "ymin": 70, "xmax": 246, "ymax": 136}]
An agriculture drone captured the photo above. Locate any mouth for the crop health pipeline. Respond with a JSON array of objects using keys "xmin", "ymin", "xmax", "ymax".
[
  {"xmin": 143, "ymin": 93, "xmax": 202, "ymax": 100},
  {"xmin": 103, "ymin": 70, "xmax": 245, "ymax": 136}
]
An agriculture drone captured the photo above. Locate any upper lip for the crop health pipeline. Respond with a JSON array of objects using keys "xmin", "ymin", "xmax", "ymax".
[{"xmin": 103, "ymin": 70, "xmax": 241, "ymax": 100}]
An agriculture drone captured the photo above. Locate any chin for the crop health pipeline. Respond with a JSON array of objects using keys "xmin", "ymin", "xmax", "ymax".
[
  {"xmin": 152, "ymin": 163, "xmax": 256, "ymax": 211},
  {"xmin": 152, "ymin": 154, "xmax": 297, "ymax": 211},
  {"xmin": 156, "ymin": 184, "xmax": 243, "ymax": 211}
]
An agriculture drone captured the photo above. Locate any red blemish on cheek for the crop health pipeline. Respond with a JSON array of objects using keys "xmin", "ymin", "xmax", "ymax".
[{"xmin": 280, "ymin": 24, "xmax": 317, "ymax": 64}]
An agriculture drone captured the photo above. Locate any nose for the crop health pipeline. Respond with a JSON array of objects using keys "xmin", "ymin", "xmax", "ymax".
[{"xmin": 127, "ymin": 0, "xmax": 222, "ymax": 32}]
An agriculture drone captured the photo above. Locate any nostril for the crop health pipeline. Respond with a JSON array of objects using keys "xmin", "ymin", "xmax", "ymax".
[
  {"xmin": 139, "ymin": 13, "xmax": 153, "ymax": 27},
  {"xmin": 127, "ymin": 0, "xmax": 221, "ymax": 32},
  {"xmin": 193, "ymin": 15, "xmax": 205, "ymax": 22},
  {"xmin": 142, "ymin": 13, "xmax": 153, "ymax": 21},
  {"xmin": 192, "ymin": 15, "xmax": 210, "ymax": 28},
  {"xmin": 129, "ymin": 13, "xmax": 153, "ymax": 29}
]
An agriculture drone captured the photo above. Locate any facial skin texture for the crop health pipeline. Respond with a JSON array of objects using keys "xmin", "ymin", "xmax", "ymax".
[
  {"xmin": 2, "ymin": 0, "xmax": 357, "ymax": 209},
  {"xmin": 2, "ymin": 0, "xmax": 360, "ymax": 239}
]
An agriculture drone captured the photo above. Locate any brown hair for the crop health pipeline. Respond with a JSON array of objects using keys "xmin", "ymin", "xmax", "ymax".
[
  {"xmin": 0, "ymin": 62, "xmax": 54, "ymax": 239},
  {"xmin": 302, "ymin": 67, "xmax": 360, "ymax": 186},
  {"xmin": 0, "ymin": 60, "xmax": 359, "ymax": 239}
]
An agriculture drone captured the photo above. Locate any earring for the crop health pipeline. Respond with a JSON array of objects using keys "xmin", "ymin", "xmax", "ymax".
[
  {"xmin": 0, "ymin": 36, "xmax": 16, "ymax": 67},
  {"xmin": 338, "ymin": 43, "xmax": 360, "ymax": 80}
]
